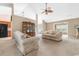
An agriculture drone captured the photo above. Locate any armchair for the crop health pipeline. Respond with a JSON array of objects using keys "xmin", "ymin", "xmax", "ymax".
[{"xmin": 13, "ymin": 31, "xmax": 39, "ymax": 55}]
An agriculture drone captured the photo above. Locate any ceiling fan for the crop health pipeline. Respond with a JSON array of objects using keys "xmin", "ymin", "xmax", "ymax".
[{"xmin": 42, "ymin": 3, "xmax": 53, "ymax": 15}]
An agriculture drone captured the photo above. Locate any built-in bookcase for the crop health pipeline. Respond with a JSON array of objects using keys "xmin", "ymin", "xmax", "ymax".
[{"xmin": 22, "ymin": 21, "xmax": 35, "ymax": 36}]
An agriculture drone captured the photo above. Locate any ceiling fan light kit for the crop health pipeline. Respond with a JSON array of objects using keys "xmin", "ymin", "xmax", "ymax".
[{"xmin": 42, "ymin": 3, "xmax": 53, "ymax": 15}]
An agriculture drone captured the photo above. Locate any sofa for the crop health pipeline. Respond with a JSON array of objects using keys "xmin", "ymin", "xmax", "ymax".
[
  {"xmin": 13, "ymin": 31, "xmax": 39, "ymax": 55},
  {"xmin": 42, "ymin": 30, "xmax": 62, "ymax": 41}
]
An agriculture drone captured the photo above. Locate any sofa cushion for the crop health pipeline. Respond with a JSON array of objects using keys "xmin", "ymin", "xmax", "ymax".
[
  {"xmin": 44, "ymin": 30, "xmax": 56, "ymax": 34},
  {"xmin": 22, "ymin": 33, "xmax": 31, "ymax": 39},
  {"xmin": 21, "ymin": 34, "xmax": 26, "ymax": 39},
  {"xmin": 14, "ymin": 31, "xmax": 32, "ymax": 40},
  {"xmin": 14, "ymin": 31, "xmax": 23, "ymax": 39}
]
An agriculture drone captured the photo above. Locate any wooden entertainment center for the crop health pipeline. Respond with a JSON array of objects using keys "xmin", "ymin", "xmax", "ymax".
[{"xmin": 0, "ymin": 20, "xmax": 12, "ymax": 39}]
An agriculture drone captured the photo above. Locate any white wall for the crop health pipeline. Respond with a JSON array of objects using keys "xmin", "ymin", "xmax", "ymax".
[
  {"xmin": 14, "ymin": 3, "xmax": 36, "ymax": 20},
  {"xmin": 12, "ymin": 15, "xmax": 35, "ymax": 32},
  {"xmin": 0, "ymin": 6, "xmax": 12, "ymax": 21}
]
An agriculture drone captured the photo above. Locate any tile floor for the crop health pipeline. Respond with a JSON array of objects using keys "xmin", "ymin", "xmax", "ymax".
[{"xmin": 0, "ymin": 35, "xmax": 79, "ymax": 56}]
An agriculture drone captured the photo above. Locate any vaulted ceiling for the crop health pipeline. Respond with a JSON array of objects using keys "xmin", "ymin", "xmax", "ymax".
[
  {"xmin": 14, "ymin": 3, "xmax": 79, "ymax": 24},
  {"xmin": 0, "ymin": 3, "xmax": 79, "ymax": 23}
]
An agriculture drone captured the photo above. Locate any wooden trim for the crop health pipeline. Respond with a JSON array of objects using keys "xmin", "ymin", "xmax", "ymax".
[{"xmin": 0, "ymin": 21, "xmax": 12, "ymax": 39}]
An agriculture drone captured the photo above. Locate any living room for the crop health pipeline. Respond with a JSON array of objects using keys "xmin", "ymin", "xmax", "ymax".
[{"xmin": 0, "ymin": 3, "xmax": 79, "ymax": 56}]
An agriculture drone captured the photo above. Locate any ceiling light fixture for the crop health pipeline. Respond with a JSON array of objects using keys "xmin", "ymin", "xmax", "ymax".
[{"xmin": 42, "ymin": 3, "xmax": 53, "ymax": 15}]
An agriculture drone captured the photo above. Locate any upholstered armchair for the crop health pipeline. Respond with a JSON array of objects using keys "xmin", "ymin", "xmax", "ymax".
[
  {"xmin": 13, "ymin": 31, "xmax": 39, "ymax": 55},
  {"xmin": 42, "ymin": 30, "xmax": 62, "ymax": 41}
]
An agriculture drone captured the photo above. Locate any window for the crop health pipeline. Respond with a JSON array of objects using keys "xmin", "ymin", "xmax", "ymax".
[{"xmin": 55, "ymin": 23, "xmax": 68, "ymax": 34}]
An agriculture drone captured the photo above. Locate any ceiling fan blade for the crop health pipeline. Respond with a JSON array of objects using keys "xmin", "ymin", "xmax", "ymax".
[
  {"xmin": 41, "ymin": 3, "xmax": 53, "ymax": 15},
  {"xmin": 48, "ymin": 10, "xmax": 53, "ymax": 13},
  {"xmin": 45, "ymin": 11, "xmax": 48, "ymax": 15},
  {"xmin": 41, "ymin": 11, "xmax": 45, "ymax": 14}
]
